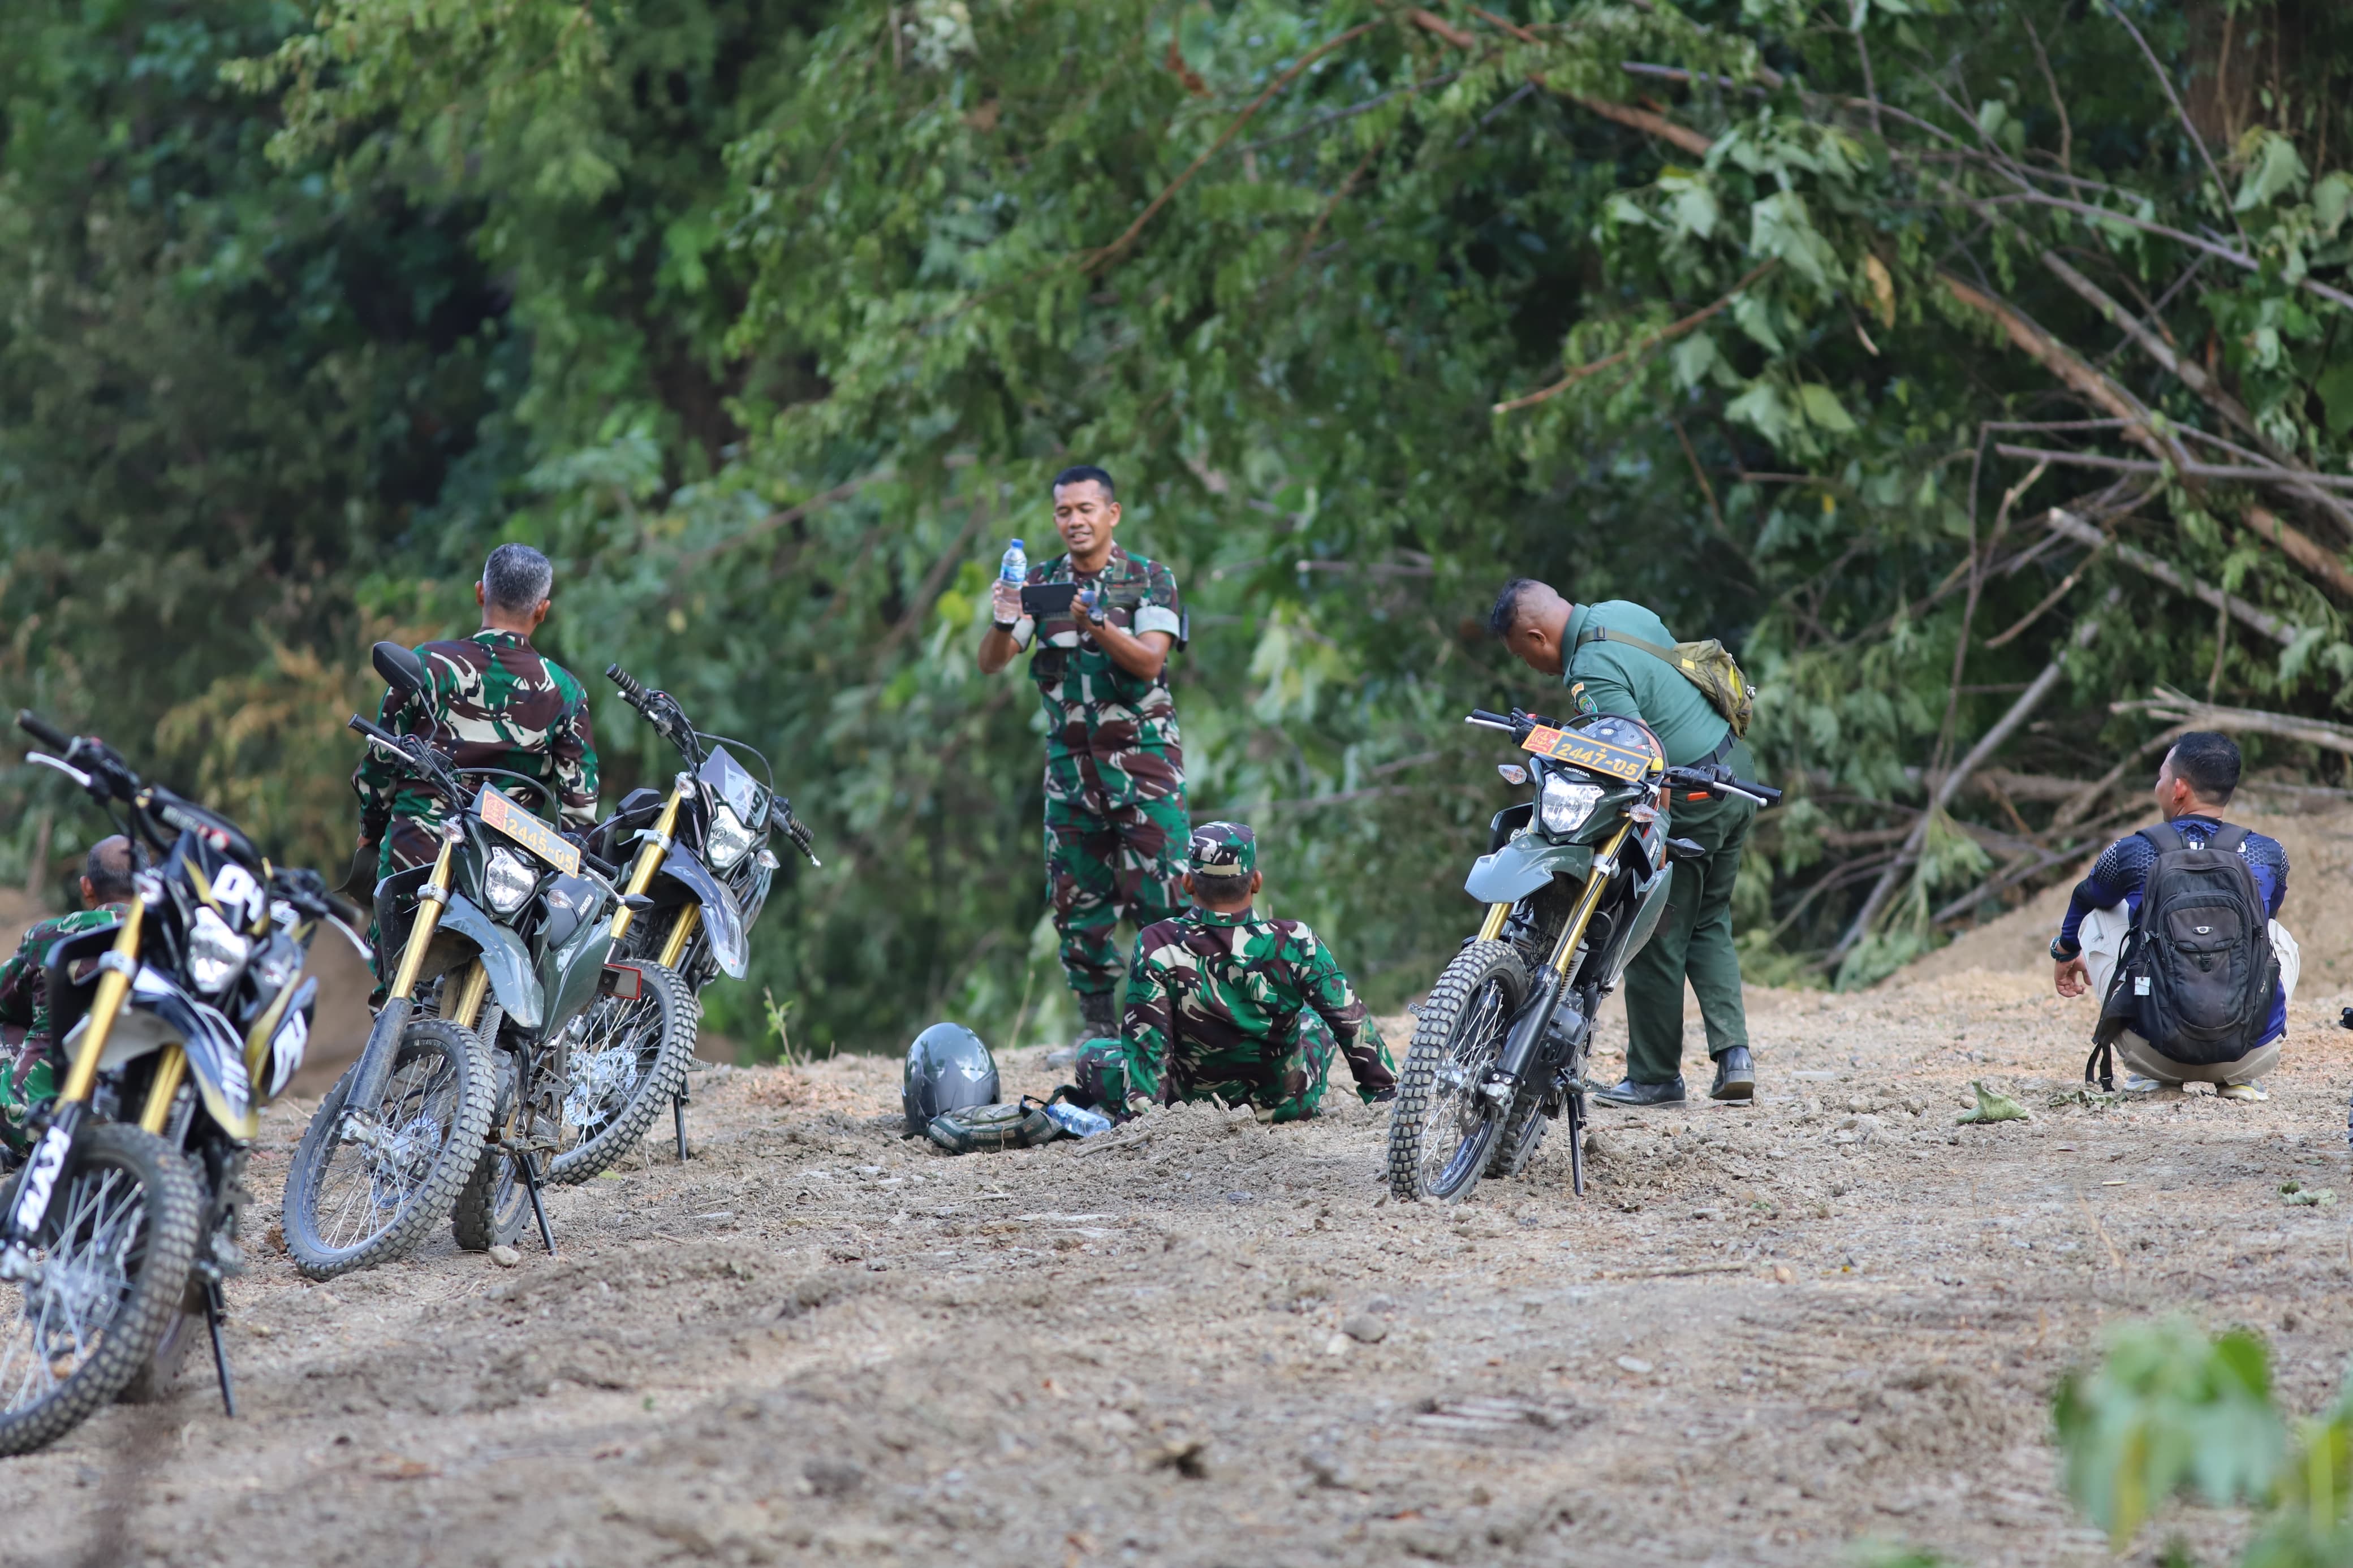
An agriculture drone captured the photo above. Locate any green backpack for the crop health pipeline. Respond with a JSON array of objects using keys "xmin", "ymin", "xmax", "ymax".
[
  {"xmin": 925, "ymin": 1097, "xmax": 1059, "ymax": 1154},
  {"xmin": 1577, "ymin": 626, "xmax": 1757, "ymax": 738}
]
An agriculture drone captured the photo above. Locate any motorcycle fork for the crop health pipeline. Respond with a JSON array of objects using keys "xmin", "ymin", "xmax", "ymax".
[
  {"xmin": 609, "ymin": 776, "xmax": 689, "ymax": 945},
  {"xmin": 3, "ymin": 898, "xmax": 145, "ymax": 1248},
  {"xmin": 346, "ymin": 830, "xmax": 457, "ymax": 1116},
  {"xmin": 1493, "ymin": 819, "xmax": 1633, "ymax": 1086}
]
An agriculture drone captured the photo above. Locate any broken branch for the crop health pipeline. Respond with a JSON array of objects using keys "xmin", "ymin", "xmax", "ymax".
[{"xmin": 1495, "ymin": 262, "xmax": 1775, "ymax": 414}]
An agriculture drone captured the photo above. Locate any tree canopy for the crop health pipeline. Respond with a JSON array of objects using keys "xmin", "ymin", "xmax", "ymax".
[{"xmin": 6, "ymin": 0, "xmax": 2352, "ymax": 1049}]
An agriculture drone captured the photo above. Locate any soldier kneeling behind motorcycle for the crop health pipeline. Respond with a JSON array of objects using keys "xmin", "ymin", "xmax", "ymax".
[{"xmin": 1074, "ymin": 823, "xmax": 1396, "ymax": 1123}]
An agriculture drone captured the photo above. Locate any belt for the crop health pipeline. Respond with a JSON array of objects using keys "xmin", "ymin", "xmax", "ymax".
[{"xmin": 1697, "ymin": 730, "xmax": 1735, "ymax": 768}]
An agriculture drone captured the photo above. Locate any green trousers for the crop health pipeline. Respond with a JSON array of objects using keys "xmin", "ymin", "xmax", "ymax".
[{"xmin": 1622, "ymin": 740, "xmax": 1759, "ymax": 1085}]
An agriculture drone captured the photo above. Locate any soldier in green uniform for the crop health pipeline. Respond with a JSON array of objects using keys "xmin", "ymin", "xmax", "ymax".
[
  {"xmin": 979, "ymin": 466, "xmax": 1189, "ymax": 1044},
  {"xmin": 354, "ymin": 542, "xmax": 601, "ymax": 883},
  {"xmin": 1490, "ymin": 577, "xmax": 1759, "ymax": 1107},
  {"xmin": 0, "ymin": 836, "xmax": 139, "ymax": 1152},
  {"xmin": 1072, "ymin": 823, "xmax": 1397, "ymax": 1122}
]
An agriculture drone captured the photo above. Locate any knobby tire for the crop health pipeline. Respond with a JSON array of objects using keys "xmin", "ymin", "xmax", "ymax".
[
  {"xmin": 1386, "ymin": 940, "xmax": 1529, "ymax": 1203},
  {"xmin": 545, "ymin": 962, "xmax": 699, "ymax": 1185}
]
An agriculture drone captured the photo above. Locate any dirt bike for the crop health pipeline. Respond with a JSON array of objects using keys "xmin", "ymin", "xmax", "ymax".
[
  {"xmin": 1, "ymin": 712, "xmax": 349, "ymax": 1452},
  {"xmin": 279, "ymin": 643, "xmax": 691, "ymax": 1276},
  {"xmin": 1386, "ymin": 706, "xmax": 1779, "ymax": 1204},
  {"xmin": 557, "ymin": 663, "xmax": 817, "ymax": 1176}
]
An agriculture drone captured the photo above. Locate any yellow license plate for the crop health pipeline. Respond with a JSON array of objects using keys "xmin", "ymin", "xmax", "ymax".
[
  {"xmin": 1521, "ymin": 727, "xmax": 1654, "ymax": 783},
  {"xmin": 476, "ymin": 785, "xmax": 580, "ymax": 875}
]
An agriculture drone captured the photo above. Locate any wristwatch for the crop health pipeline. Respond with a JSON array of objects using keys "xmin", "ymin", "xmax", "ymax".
[{"xmin": 2049, "ymin": 936, "xmax": 2079, "ymax": 962}]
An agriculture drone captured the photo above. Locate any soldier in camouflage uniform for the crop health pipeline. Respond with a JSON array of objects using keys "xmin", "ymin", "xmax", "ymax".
[
  {"xmin": 0, "ymin": 836, "xmax": 139, "ymax": 1152},
  {"xmin": 978, "ymin": 466, "xmax": 1188, "ymax": 1042},
  {"xmin": 1074, "ymin": 823, "xmax": 1397, "ymax": 1123},
  {"xmin": 354, "ymin": 542, "xmax": 600, "ymax": 883}
]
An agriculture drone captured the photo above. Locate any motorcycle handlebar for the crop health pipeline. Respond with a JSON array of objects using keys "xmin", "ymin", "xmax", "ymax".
[
  {"xmin": 16, "ymin": 711, "xmax": 70, "ymax": 751},
  {"xmin": 1465, "ymin": 710, "xmax": 1520, "ymax": 735},
  {"xmin": 1662, "ymin": 765, "xmax": 1782, "ymax": 807},
  {"xmin": 347, "ymin": 714, "xmax": 400, "ymax": 747},
  {"xmin": 605, "ymin": 663, "xmax": 651, "ymax": 709}
]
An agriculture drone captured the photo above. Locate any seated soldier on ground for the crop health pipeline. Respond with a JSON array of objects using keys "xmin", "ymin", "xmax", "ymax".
[
  {"xmin": 1076, "ymin": 823, "xmax": 1397, "ymax": 1123},
  {"xmin": 2052, "ymin": 731, "xmax": 2296, "ymax": 1100},
  {"xmin": 0, "ymin": 836, "xmax": 140, "ymax": 1152}
]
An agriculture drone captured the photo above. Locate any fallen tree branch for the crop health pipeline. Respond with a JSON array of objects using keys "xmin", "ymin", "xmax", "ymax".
[
  {"xmin": 2114, "ymin": 687, "xmax": 2353, "ymax": 757},
  {"xmin": 2042, "ymin": 507, "xmax": 2296, "ymax": 646},
  {"xmin": 1494, "ymin": 262, "xmax": 1775, "ymax": 413},
  {"xmin": 1991, "ymin": 444, "xmax": 2353, "ymax": 493},
  {"xmin": 2243, "ymin": 504, "xmax": 2353, "ymax": 603},
  {"xmin": 2050, "ymin": 724, "xmax": 2190, "ymax": 830}
]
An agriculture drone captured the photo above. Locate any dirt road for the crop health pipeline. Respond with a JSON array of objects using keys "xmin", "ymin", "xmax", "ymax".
[{"xmin": 5, "ymin": 805, "xmax": 2351, "ymax": 1566}]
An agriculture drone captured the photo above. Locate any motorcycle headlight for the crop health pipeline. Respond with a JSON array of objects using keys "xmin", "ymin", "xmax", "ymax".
[
  {"xmin": 1539, "ymin": 775, "xmax": 1607, "ymax": 838},
  {"xmin": 484, "ymin": 847, "xmax": 538, "ymax": 914},
  {"xmin": 186, "ymin": 906, "xmax": 252, "ymax": 995},
  {"xmin": 705, "ymin": 803, "xmax": 757, "ymax": 871}
]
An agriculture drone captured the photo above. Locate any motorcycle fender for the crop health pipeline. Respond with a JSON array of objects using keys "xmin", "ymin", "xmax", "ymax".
[
  {"xmin": 542, "ymin": 909, "xmax": 617, "ymax": 1036},
  {"xmin": 1464, "ymin": 833, "xmax": 1593, "ymax": 905},
  {"xmin": 433, "ymin": 895, "xmax": 545, "ymax": 1032},
  {"xmin": 1609, "ymin": 866, "xmax": 1676, "ymax": 985},
  {"xmin": 659, "ymin": 848, "xmax": 748, "ymax": 978},
  {"xmin": 64, "ymin": 967, "xmax": 258, "ymax": 1139}
]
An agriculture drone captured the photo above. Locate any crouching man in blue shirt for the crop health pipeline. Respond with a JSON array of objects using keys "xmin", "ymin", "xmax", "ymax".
[{"xmin": 2052, "ymin": 731, "xmax": 2298, "ymax": 1099}]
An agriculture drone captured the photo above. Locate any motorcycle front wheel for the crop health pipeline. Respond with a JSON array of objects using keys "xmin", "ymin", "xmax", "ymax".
[
  {"xmin": 545, "ymin": 961, "xmax": 698, "ymax": 1185},
  {"xmin": 0, "ymin": 1124, "xmax": 202, "ymax": 1454},
  {"xmin": 1387, "ymin": 940, "xmax": 1529, "ymax": 1203},
  {"xmin": 281, "ymin": 1017, "xmax": 494, "ymax": 1280}
]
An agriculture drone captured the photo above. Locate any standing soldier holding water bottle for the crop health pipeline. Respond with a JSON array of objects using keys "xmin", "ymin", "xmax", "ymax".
[{"xmin": 977, "ymin": 466, "xmax": 1190, "ymax": 1048}]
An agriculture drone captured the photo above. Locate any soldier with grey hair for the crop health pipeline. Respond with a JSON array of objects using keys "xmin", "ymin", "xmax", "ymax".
[{"xmin": 354, "ymin": 542, "xmax": 600, "ymax": 882}]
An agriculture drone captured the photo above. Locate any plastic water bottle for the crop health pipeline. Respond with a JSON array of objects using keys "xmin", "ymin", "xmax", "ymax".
[
  {"xmin": 1041, "ymin": 1099, "xmax": 1114, "ymax": 1139},
  {"xmin": 999, "ymin": 538, "xmax": 1027, "ymax": 584}
]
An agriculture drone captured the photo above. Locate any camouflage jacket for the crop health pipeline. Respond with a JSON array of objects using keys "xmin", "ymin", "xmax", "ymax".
[
  {"xmin": 0, "ymin": 905, "xmax": 127, "ymax": 1052},
  {"xmin": 1007, "ymin": 545, "xmax": 1184, "ymax": 812},
  {"xmin": 354, "ymin": 629, "xmax": 600, "ymax": 839},
  {"xmin": 1122, "ymin": 904, "xmax": 1395, "ymax": 1108}
]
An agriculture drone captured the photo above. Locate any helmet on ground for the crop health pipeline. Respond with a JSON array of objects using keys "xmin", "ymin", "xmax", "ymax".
[{"xmin": 903, "ymin": 1022, "xmax": 998, "ymax": 1133}]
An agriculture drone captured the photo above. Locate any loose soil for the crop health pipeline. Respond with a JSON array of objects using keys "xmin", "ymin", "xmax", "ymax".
[{"xmin": 6, "ymin": 806, "xmax": 2352, "ymax": 1566}]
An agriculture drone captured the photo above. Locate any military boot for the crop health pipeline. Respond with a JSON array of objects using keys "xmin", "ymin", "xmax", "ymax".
[{"xmin": 1078, "ymin": 989, "xmax": 1120, "ymax": 1044}]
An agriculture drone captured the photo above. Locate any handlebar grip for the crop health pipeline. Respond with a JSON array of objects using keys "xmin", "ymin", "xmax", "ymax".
[
  {"xmin": 1467, "ymin": 710, "xmax": 1514, "ymax": 728},
  {"xmin": 1732, "ymin": 777, "xmax": 1782, "ymax": 805},
  {"xmin": 605, "ymin": 664, "xmax": 650, "ymax": 707},
  {"xmin": 579, "ymin": 847, "xmax": 622, "ymax": 882},
  {"xmin": 16, "ymin": 711, "xmax": 71, "ymax": 751},
  {"xmin": 347, "ymin": 714, "xmax": 401, "ymax": 746}
]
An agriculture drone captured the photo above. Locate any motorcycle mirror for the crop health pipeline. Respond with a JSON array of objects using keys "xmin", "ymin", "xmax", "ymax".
[
  {"xmin": 371, "ymin": 641, "xmax": 429, "ymax": 705},
  {"xmin": 1496, "ymin": 764, "xmax": 1528, "ymax": 786}
]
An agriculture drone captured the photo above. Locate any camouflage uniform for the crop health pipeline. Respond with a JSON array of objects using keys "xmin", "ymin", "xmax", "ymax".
[
  {"xmin": 1005, "ymin": 545, "xmax": 1188, "ymax": 999},
  {"xmin": 0, "ymin": 905, "xmax": 126, "ymax": 1149},
  {"xmin": 1076, "ymin": 824, "xmax": 1396, "ymax": 1122},
  {"xmin": 354, "ymin": 629, "xmax": 600, "ymax": 880}
]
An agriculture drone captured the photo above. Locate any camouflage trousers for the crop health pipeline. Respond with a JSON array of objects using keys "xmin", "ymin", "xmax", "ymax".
[
  {"xmin": 1074, "ymin": 1021, "xmax": 1336, "ymax": 1125},
  {"xmin": 1045, "ymin": 793, "xmax": 1188, "ymax": 997}
]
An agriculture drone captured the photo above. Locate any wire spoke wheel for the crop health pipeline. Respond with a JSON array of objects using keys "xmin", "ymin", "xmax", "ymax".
[
  {"xmin": 282, "ymin": 1017, "xmax": 493, "ymax": 1280},
  {"xmin": 1386, "ymin": 940, "xmax": 1530, "ymax": 1203},
  {"xmin": 546, "ymin": 962, "xmax": 697, "ymax": 1185},
  {"xmin": 0, "ymin": 1124, "xmax": 200, "ymax": 1455}
]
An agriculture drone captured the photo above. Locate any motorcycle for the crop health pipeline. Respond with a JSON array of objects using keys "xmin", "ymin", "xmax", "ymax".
[
  {"xmin": 279, "ymin": 643, "xmax": 689, "ymax": 1276},
  {"xmin": 1, "ymin": 712, "xmax": 347, "ymax": 1451},
  {"xmin": 556, "ymin": 663, "xmax": 818, "ymax": 1176},
  {"xmin": 1386, "ymin": 706, "xmax": 1779, "ymax": 1204}
]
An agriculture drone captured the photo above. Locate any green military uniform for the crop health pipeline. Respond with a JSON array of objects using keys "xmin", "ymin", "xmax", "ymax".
[
  {"xmin": 1561, "ymin": 601, "xmax": 1757, "ymax": 1086},
  {"xmin": 1006, "ymin": 544, "xmax": 1189, "ymax": 1000},
  {"xmin": 354, "ymin": 629, "xmax": 600, "ymax": 880},
  {"xmin": 0, "ymin": 904, "xmax": 126, "ymax": 1150},
  {"xmin": 1074, "ymin": 824, "xmax": 1396, "ymax": 1122}
]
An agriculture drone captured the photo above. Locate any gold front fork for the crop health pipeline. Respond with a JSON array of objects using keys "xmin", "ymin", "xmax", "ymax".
[
  {"xmin": 1475, "ymin": 902, "xmax": 1510, "ymax": 942},
  {"xmin": 58, "ymin": 897, "xmax": 144, "ymax": 1106},
  {"xmin": 610, "ymin": 780, "xmax": 687, "ymax": 944},
  {"xmin": 1545, "ymin": 820, "xmax": 1636, "ymax": 979},
  {"xmin": 449, "ymin": 960, "xmax": 491, "ymax": 1032},
  {"xmin": 137, "ymin": 1048, "xmax": 187, "ymax": 1135},
  {"xmin": 656, "ymin": 905, "xmax": 701, "ymax": 969},
  {"xmin": 385, "ymin": 836, "xmax": 458, "ymax": 1004}
]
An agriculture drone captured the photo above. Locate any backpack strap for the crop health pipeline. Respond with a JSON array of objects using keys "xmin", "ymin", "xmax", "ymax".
[
  {"xmin": 2205, "ymin": 822, "xmax": 2251, "ymax": 853},
  {"xmin": 2136, "ymin": 823, "xmax": 2188, "ymax": 854},
  {"xmin": 1577, "ymin": 625, "xmax": 1682, "ymax": 665},
  {"xmin": 2084, "ymin": 1038, "xmax": 2115, "ymax": 1095}
]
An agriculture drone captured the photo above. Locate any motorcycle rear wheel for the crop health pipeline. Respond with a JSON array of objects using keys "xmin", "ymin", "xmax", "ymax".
[
  {"xmin": 282, "ymin": 1018, "xmax": 493, "ymax": 1280},
  {"xmin": 0, "ymin": 1124, "xmax": 202, "ymax": 1454},
  {"xmin": 1387, "ymin": 941, "xmax": 1528, "ymax": 1202}
]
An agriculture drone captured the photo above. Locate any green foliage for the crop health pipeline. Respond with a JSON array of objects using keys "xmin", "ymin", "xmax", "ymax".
[{"xmin": 8, "ymin": 0, "xmax": 2353, "ymax": 1046}]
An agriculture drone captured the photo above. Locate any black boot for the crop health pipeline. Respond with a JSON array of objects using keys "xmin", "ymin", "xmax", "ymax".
[
  {"xmin": 1592, "ymin": 1076, "xmax": 1687, "ymax": 1108},
  {"xmin": 1709, "ymin": 1047, "xmax": 1755, "ymax": 1102},
  {"xmin": 1078, "ymin": 990, "xmax": 1119, "ymax": 1043}
]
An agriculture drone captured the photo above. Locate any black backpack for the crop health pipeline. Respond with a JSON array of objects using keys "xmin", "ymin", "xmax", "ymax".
[{"xmin": 2087, "ymin": 823, "xmax": 2277, "ymax": 1090}]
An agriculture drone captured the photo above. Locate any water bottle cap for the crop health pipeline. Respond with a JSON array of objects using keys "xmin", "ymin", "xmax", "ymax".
[{"xmin": 1009, "ymin": 538, "xmax": 1023, "ymax": 549}]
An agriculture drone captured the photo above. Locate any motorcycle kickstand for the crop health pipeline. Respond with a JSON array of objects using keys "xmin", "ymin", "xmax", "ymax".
[
  {"xmin": 516, "ymin": 1149, "xmax": 558, "ymax": 1257},
  {"xmin": 1567, "ymin": 1095, "xmax": 1587, "ymax": 1198},
  {"xmin": 203, "ymin": 1281, "xmax": 237, "ymax": 1418},
  {"xmin": 673, "ymin": 1091, "xmax": 689, "ymax": 1162}
]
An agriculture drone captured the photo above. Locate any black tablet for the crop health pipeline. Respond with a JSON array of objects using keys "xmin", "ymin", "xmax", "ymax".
[{"xmin": 1020, "ymin": 582, "xmax": 1079, "ymax": 619}]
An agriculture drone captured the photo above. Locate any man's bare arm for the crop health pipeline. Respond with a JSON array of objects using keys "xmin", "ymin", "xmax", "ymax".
[
  {"xmin": 977, "ymin": 580, "xmax": 1024, "ymax": 675},
  {"xmin": 1076, "ymin": 607, "xmax": 1173, "ymax": 680}
]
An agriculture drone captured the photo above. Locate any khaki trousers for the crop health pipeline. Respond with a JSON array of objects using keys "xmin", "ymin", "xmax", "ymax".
[{"xmin": 2078, "ymin": 902, "xmax": 2299, "ymax": 1086}]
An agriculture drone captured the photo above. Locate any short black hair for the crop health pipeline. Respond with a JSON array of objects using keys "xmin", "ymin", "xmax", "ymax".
[
  {"xmin": 2166, "ymin": 731, "xmax": 2242, "ymax": 804},
  {"xmin": 1051, "ymin": 465, "xmax": 1116, "ymax": 502},
  {"xmin": 1191, "ymin": 874, "xmax": 1254, "ymax": 910},
  {"xmin": 84, "ymin": 835, "xmax": 139, "ymax": 901},
  {"xmin": 482, "ymin": 542, "xmax": 554, "ymax": 614},
  {"xmin": 1488, "ymin": 577, "xmax": 1547, "ymax": 639}
]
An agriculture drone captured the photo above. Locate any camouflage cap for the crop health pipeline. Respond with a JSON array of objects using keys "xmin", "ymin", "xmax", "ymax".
[{"xmin": 1188, "ymin": 821, "xmax": 1257, "ymax": 878}]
